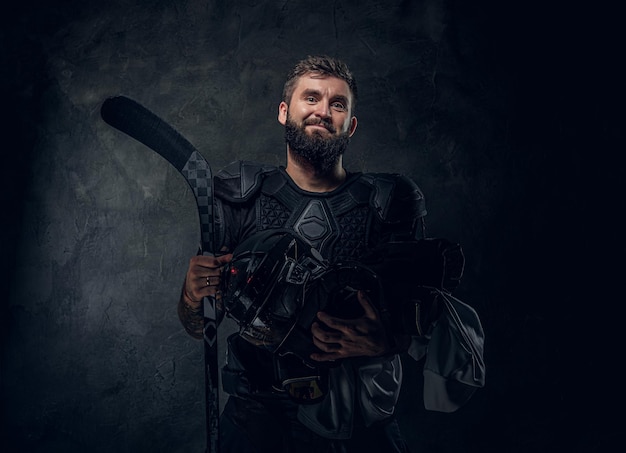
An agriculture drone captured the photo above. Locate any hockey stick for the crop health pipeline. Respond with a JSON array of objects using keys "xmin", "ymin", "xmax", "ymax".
[{"xmin": 100, "ymin": 95, "xmax": 220, "ymax": 453}]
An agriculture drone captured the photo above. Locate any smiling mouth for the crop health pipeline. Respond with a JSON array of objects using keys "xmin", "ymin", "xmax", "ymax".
[{"xmin": 305, "ymin": 122, "xmax": 335, "ymax": 133}]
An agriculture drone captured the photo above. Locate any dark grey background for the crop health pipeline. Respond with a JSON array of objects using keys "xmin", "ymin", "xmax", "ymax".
[{"xmin": 1, "ymin": 0, "xmax": 623, "ymax": 452}]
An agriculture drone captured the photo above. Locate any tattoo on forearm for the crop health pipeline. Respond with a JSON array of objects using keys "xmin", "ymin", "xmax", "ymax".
[{"xmin": 178, "ymin": 289, "xmax": 203, "ymax": 339}]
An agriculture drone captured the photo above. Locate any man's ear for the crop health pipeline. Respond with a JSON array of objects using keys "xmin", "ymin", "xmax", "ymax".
[
  {"xmin": 278, "ymin": 101, "xmax": 288, "ymax": 125},
  {"xmin": 348, "ymin": 116, "xmax": 358, "ymax": 137}
]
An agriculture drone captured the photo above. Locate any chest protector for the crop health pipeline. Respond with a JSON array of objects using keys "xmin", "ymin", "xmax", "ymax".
[
  {"xmin": 214, "ymin": 160, "xmax": 427, "ymax": 262},
  {"xmin": 215, "ymin": 161, "xmax": 430, "ymax": 403}
]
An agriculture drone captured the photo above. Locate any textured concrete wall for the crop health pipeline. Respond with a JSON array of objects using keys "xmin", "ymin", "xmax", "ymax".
[{"xmin": 2, "ymin": 0, "xmax": 622, "ymax": 452}]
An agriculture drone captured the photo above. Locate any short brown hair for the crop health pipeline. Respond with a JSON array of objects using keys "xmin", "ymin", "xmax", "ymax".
[{"xmin": 282, "ymin": 55, "xmax": 358, "ymax": 112}]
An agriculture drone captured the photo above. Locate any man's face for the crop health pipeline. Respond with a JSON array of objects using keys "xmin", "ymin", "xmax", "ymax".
[{"xmin": 278, "ymin": 74, "xmax": 358, "ymax": 173}]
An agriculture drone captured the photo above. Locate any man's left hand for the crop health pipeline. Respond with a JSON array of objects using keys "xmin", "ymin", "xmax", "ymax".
[{"xmin": 310, "ymin": 290, "xmax": 391, "ymax": 362}]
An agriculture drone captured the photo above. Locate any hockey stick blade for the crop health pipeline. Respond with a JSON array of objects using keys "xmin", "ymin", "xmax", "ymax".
[
  {"xmin": 100, "ymin": 95, "xmax": 215, "ymax": 254},
  {"xmin": 101, "ymin": 95, "xmax": 195, "ymax": 172}
]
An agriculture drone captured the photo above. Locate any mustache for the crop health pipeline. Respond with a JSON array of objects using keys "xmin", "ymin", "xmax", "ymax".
[{"xmin": 303, "ymin": 118, "xmax": 336, "ymax": 134}]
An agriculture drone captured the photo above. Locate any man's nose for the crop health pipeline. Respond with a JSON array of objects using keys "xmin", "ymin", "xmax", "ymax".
[{"xmin": 314, "ymin": 102, "xmax": 331, "ymax": 119}]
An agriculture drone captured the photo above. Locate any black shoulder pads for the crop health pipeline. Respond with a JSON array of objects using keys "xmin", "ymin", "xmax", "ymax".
[
  {"xmin": 360, "ymin": 173, "xmax": 427, "ymax": 222},
  {"xmin": 214, "ymin": 160, "xmax": 278, "ymax": 202}
]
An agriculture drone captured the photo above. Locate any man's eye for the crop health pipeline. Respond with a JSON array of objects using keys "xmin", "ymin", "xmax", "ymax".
[
  {"xmin": 306, "ymin": 97, "xmax": 317, "ymax": 103},
  {"xmin": 331, "ymin": 102, "xmax": 347, "ymax": 111}
]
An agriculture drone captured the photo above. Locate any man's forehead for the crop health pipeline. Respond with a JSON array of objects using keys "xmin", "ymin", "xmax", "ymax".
[{"xmin": 293, "ymin": 73, "xmax": 352, "ymax": 98}]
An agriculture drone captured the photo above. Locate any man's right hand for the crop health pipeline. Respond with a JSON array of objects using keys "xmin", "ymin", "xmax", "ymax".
[{"xmin": 183, "ymin": 253, "xmax": 233, "ymax": 307}]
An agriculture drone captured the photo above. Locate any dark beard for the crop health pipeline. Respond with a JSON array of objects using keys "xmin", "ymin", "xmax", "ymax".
[{"xmin": 284, "ymin": 115, "xmax": 350, "ymax": 175}]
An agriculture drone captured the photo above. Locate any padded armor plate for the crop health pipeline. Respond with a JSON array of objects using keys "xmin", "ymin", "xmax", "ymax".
[
  {"xmin": 215, "ymin": 160, "xmax": 278, "ymax": 202},
  {"xmin": 292, "ymin": 199, "xmax": 336, "ymax": 252}
]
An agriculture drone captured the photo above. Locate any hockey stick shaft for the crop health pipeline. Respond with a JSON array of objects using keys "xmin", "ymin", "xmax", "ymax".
[{"xmin": 101, "ymin": 95, "xmax": 220, "ymax": 453}]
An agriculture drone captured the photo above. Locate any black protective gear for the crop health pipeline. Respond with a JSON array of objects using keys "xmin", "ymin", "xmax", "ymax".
[
  {"xmin": 213, "ymin": 162, "xmax": 427, "ymax": 260},
  {"xmin": 222, "ymin": 229, "xmax": 327, "ymax": 353},
  {"xmin": 223, "ymin": 230, "xmax": 465, "ymax": 362},
  {"xmin": 222, "ymin": 229, "xmax": 386, "ymax": 367},
  {"xmin": 215, "ymin": 162, "xmax": 437, "ymax": 418},
  {"xmin": 362, "ymin": 238, "xmax": 465, "ymax": 336}
]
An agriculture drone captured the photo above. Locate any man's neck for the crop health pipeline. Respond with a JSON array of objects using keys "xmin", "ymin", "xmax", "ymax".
[{"xmin": 285, "ymin": 149, "xmax": 346, "ymax": 193}]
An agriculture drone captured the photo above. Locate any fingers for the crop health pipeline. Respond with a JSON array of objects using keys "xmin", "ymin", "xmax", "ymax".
[
  {"xmin": 315, "ymin": 311, "xmax": 354, "ymax": 334},
  {"xmin": 356, "ymin": 290, "xmax": 379, "ymax": 320},
  {"xmin": 185, "ymin": 253, "xmax": 233, "ymax": 303},
  {"xmin": 215, "ymin": 253, "xmax": 234, "ymax": 265},
  {"xmin": 311, "ymin": 298, "xmax": 390, "ymax": 360},
  {"xmin": 190, "ymin": 253, "xmax": 233, "ymax": 270},
  {"xmin": 311, "ymin": 321, "xmax": 343, "ymax": 343},
  {"xmin": 310, "ymin": 345, "xmax": 342, "ymax": 362},
  {"xmin": 315, "ymin": 292, "xmax": 378, "ymax": 332},
  {"xmin": 188, "ymin": 253, "xmax": 233, "ymax": 278},
  {"xmin": 310, "ymin": 322, "xmax": 376, "ymax": 362},
  {"xmin": 310, "ymin": 323, "xmax": 343, "ymax": 362},
  {"xmin": 204, "ymin": 275, "xmax": 221, "ymax": 287}
]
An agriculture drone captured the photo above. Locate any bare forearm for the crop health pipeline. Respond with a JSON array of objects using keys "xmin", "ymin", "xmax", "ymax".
[{"xmin": 178, "ymin": 285, "xmax": 203, "ymax": 339}]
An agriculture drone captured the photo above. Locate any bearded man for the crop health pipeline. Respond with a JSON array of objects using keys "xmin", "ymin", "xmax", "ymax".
[{"xmin": 178, "ymin": 55, "xmax": 484, "ymax": 452}]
